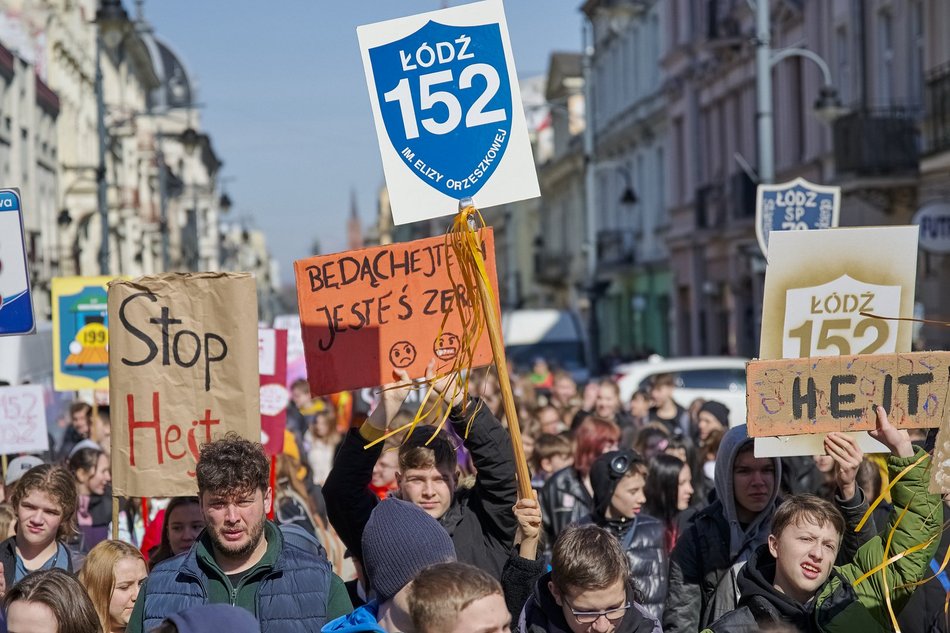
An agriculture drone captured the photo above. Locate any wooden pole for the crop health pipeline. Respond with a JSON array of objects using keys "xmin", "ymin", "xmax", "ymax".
[
  {"xmin": 463, "ymin": 204, "xmax": 533, "ymax": 500},
  {"xmin": 112, "ymin": 496, "xmax": 119, "ymax": 540},
  {"xmin": 1, "ymin": 454, "xmax": 7, "ymax": 482}
]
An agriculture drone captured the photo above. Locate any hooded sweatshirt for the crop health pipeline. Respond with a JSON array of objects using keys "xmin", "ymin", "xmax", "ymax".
[
  {"xmin": 713, "ymin": 424, "xmax": 782, "ymax": 563},
  {"xmin": 519, "ymin": 571, "xmax": 661, "ymax": 633},
  {"xmin": 321, "ymin": 601, "xmax": 387, "ymax": 633}
]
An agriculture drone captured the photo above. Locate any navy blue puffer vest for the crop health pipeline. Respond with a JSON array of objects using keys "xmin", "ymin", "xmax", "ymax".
[{"xmin": 141, "ymin": 525, "xmax": 331, "ymax": 632}]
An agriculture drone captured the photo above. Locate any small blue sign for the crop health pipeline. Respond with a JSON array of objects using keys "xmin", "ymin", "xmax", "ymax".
[
  {"xmin": 368, "ymin": 20, "xmax": 513, "ymax": 199},
  {"xmin": 756, "ymin": 177, "xmax": 841, "ymax": 256},
  {"xmin": 0, "ymin": 189, "xmax": 35, "ymax": 336}
]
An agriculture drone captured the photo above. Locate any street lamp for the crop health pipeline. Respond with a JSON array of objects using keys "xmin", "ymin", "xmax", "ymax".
[
  {"xmin": 179, "ymin": 127, "xmax": 200, "ymax": 155},
  {"xmin": 618, "ymin": 166, "xmax": 639, "ymax": 205},
  {"xmin": 95, "ymin": 0, "xmax": 129, "ymax": 47},
  {"xmin": 218, "ymin": 192, "xmax": 233, "ymax": 213},
  {"xmin": 94, "ymin": 0, "xmax": 130, "ymax": 275},
  {"xmin": 755, "ymin": 0, "xmax": 846, "ymax": 184}
]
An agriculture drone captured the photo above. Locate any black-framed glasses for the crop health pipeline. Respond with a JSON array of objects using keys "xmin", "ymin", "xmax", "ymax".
[{"xmin": 565, "ymin": 598, "xmax": 631, "ymax": 624}]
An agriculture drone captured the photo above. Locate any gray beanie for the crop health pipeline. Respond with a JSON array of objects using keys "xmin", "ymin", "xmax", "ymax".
[{"xmin": 361, "ymin": 497, "xmax": 456, "ymax": 602}]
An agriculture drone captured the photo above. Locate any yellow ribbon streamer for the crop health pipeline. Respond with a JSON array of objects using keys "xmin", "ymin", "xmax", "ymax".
[
  {"xmin": 855, "ymin": 452, "xmax": 929, "ymax": 533},
  {"xmin": 366, "ymin": 205, "xmax": 493, "ymax": 450}
]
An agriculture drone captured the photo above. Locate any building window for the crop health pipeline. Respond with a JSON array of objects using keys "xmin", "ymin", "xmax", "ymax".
[
  {"xmin": 650, "ymin": 13, "xmax": 660, "ymax": 89},
  {"xmin": 835, "ymin": 26, "xmax": 851, "ymax": 106},
  {"xmin": 877, "ymin": 10, "xmax": 894, "ymax": 106},
  {"xmin": 673, "ymin": 117, "xmax": 685, "ymax": 204},
  {"xmin": 670, "ymin": 0, "xmax": 680, "ymax": 47},
  {"xmin": 909, "ymin": 1, "xmax": 924, "ymax": 108},
  {"xmin": 655, "ymin": 146, "xmax": 665, "ymax": 227}
]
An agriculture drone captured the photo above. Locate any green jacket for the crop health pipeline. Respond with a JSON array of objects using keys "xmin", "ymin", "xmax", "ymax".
[{"xmin": 704, "ymin": 448, "xmax": 941, "ymax": 633}]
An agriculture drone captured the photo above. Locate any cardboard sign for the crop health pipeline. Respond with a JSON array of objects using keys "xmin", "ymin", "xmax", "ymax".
[
  {"xmin": 0, "ymin": 189, "xmax": 35, "ymax": 336},
  {"xmin": 294, "ymin": 230, "xmax": 499, "ymax": 395},
  {"xmin": 108, "ymin": 273, "xmax": 261, "ymax": 497},
  {"xmin": 273, "ymin": 314, "xmax": 306, "ymax": 387},
  {"xmin": 259, "ymin": 328, "xmax": 288, "ymax": 456},
  {"xmin": 747, "ymin": 351, "xmax": 950, "ymax": 436},
  {"xmin": 756, "ymin": 226, "xmax": 919, "ymax": 457},
  {"xmin": 51, "ymin": 277, "xmax": 116, "ymax": 391},
  {"xmin": 0, "ymin": 384, "xmax": 49, "ymax": 454},
  {"xmin": 756, "ymin": 177, "xmax": 840, "ymax": 256},
  {"xmin": 358, "ymin": 0, "xmax": 539, "ymax": 224}
]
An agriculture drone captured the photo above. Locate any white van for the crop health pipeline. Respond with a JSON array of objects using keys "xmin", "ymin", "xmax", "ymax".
[
  {"xmin": 501, "ymin": 309, "xmax": 590, "ymax": 384},
  {"xmin": 0, "ymin": 320, "xmax": 54, "ymax": 385}
]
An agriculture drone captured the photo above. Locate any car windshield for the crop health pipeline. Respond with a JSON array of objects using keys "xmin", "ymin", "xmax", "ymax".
[
  {"xmin": 506, "ymin": 342, "xmax": 586, "ymax": 372},
  {"xmin": 639, "ymin": 368, "xmax": 746, "ymax": 392}
]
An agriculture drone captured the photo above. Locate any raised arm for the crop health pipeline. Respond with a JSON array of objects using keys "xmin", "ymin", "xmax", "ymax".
[
  {"xmin": 839, "ymin": 407, "xmax": 942, "ymax": 624},
  {"xmin": 428, "ymin": 362, "xmax": 518, "ymax": 544},
  {"xmin": 824, "ymin": 432, "xmax": 877, "ymax": 561},
  {"xmin": 323, "ymin": 372, "xmax": 412, "ymax": 560}
]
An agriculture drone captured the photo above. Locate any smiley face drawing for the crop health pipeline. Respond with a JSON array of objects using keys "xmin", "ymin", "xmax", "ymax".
[
  {"xmin": 389, "ymin": 341, "xmax": 417, "ymax": 368},
  {"xmin": 433, "ymin": 332, "xmax": 460, "ymax": 361}
]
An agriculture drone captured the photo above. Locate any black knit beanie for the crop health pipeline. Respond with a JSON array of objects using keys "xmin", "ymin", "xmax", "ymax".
[
  {"xmin": 361, "ymin": 497, "xmax": 457, "ymax": 603},
  {"xmin": 700, "ymin": 400, "xmax": 730, "ymax": 427}
]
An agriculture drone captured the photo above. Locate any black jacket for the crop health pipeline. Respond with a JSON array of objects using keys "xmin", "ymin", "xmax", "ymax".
[
  {"xmin": 501, "ymin": 547, "xmax": 546, "ymax": 625},
  {"xmin": 518, "ymin": 571, "xmax": 661, "ymax": 633},
  {"xmin": 663, "ymin": 488, "xmax": 875, "ymax": 633},
  {"xmin": 540, "ymin": 467, "xmax": 592, "ymax": 544},
  {"xmin": 897, "ymin": 503, "xmax": 950, "ymax": 633},
  {"xmin": 323, "ymin": 398, "xmax": 518, "ymax": 580},
  {"xmin": 581, "ymin": 513, "xmax": 669, "ymax": 623}
]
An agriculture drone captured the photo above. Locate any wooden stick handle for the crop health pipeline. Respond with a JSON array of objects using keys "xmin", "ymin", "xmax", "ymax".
[
  {"xmin": 112, "ymin": 496, "xmax": 120, "ymax": 541},
  {"xmin": 470, "ymin": 232, "xmax": 533, "ymax": 500}
]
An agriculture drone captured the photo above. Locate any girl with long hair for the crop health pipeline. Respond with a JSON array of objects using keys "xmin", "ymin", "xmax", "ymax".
[
  {"xmin": 643, "ymin": 453, "xmax": 694, "ymax": 553},
  {"xmin": 68, "ymin": 446, "xmax": 112, "ymax": 553},
  {"xmin": 79, "ymin": 540, "xmax": 148, "ymax": 633},
  {"xmin": 303, "ymin": 409, "xmax": 341, "ymax": 486},
  {"xmin": 148, "ymin": 497, "xmax": 203, "ymax": 569}
]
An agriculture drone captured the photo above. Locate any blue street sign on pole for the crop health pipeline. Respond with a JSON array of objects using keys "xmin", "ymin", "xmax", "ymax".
[
  {"xmin": 0, "ymin": 188, "xmax": 36, "ymax": 336},
  {"xmin": 358, "ymin": 0, "xmax": 539, "ymax": 225},
  {"xmin": 756, "ymin": 177, "xmax": 841, "ymax": 256}
]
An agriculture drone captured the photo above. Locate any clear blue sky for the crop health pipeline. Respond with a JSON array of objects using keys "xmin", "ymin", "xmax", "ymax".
[{"xmin": 145, "ymin": 1, "xmax": 581, "ymax": 285}]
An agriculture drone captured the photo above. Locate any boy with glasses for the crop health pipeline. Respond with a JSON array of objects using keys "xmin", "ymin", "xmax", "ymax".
[{"xmin": 518, "ymin": 524, "xmax": 660, "ymax": 633}]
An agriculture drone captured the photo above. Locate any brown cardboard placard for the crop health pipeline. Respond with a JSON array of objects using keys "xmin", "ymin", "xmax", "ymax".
[
  {"xmin": 747, "ymin": 351, "xmax": 950, "ymax": 437},
  {"xmin": 108, "ymin": 273, "xmax": 261, "ymax": 497}
]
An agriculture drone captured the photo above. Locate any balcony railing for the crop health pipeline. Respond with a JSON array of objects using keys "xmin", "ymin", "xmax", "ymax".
[
  {"xmin": 596, "ymin": 228, "xmax": 636, "ymax": 268},
  {"xmin": 925, "ymin": 63, "xmax": 950, "ymax": 155},
  {"xmin": 833, "ymin": 107, "xmax": 919, "ymax": 176}
]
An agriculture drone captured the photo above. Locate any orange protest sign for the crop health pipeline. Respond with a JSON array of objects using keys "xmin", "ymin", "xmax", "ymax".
[
  {"xmin": 746, "ymin": 350, "xmax": 950, "ymax": 437},
  {"xmin": 293, "ymin": 230, "xmax": 499, "ymax": 395}
]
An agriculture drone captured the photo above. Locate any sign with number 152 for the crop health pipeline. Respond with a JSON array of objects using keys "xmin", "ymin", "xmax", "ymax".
[{"xmin": 358, "ymin": 0, "xmax": 539, "ymax": 225}]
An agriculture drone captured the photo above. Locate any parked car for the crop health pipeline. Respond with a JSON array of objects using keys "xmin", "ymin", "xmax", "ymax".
[
  {"xmin": 502, "ymin": 309, "xmax": 590, "ymax": 385},
  {"xmin": 614, "ymin": 356, "xmax": 748, "ymax": 427}
]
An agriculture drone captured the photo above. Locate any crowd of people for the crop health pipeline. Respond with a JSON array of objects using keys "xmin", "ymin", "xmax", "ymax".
[{"xmin": 0, "ymin": 357, "xmax": 946, "ymax": 633}]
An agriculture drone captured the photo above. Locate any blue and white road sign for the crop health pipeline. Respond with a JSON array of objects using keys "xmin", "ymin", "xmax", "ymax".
[
  {"xmin": 358, "ymin": 0, "xmax": 539, "ymax": 225},
  {"xmin": 756, "ymin": 177, "xmax": 840, "ymax": 256},
  {"xmin": 0, "ymin": 188, "xmax": 35, "ymax": 336}
]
